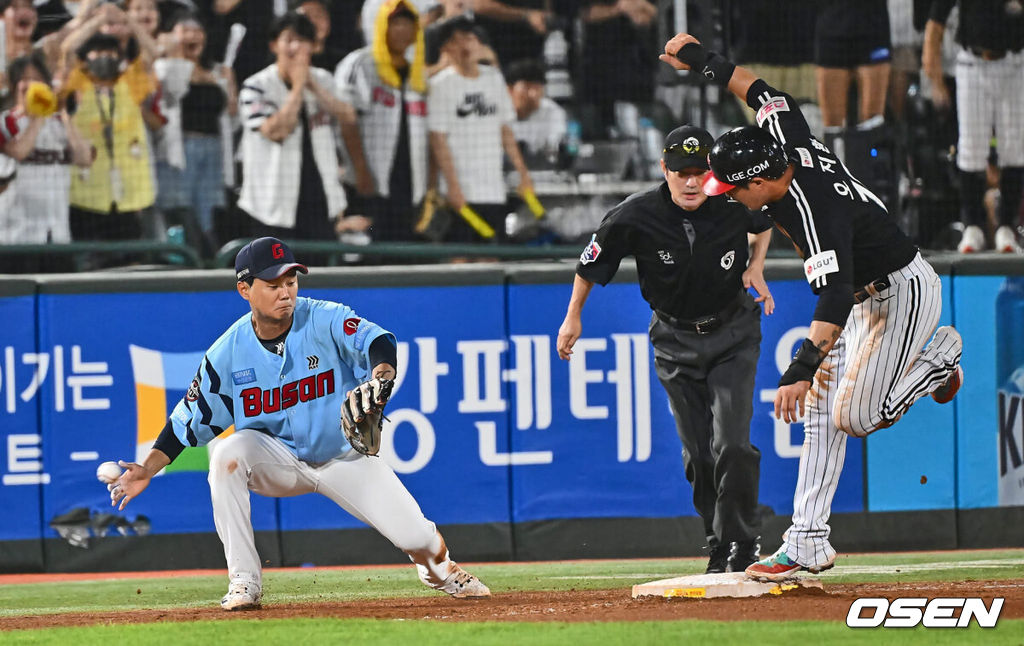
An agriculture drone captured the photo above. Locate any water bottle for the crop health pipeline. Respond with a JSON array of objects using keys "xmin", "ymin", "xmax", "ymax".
[
  {"xmin": 566, "ymin": 118, "xmax": 581, "ymax": 159},
  {"xmin": 167, "ymin": 224, "xmax": 187, "ymax": 265},
  {"xmin": 639, "ymin": 117, "xmax": 663, "ymax": 180},
  {"xmin": 996, "ymin": 276, "xmax": 1024, "ymax": 506},
  {"xmin": 543, "ymin": 29, "xmax": 572, "ymax": 101}
]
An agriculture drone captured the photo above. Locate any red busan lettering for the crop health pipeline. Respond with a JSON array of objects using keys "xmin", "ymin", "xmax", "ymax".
[{"xmin": 239, "ymin": 369, "xmax": 335, "ymax": 417}]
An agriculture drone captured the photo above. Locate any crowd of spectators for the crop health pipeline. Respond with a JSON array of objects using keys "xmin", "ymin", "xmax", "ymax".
[{"xmin": 0, "ymin": 0, "xmax": 1019, "ymax": 269}]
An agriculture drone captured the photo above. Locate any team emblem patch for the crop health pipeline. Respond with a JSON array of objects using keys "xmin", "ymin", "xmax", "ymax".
[
  {"xmin": 721, "ymin": 250, "xmax": 735, "ymax": 270},
  {"xmin": 580, "ymin": 234, "xmax": 602, "ymax": 265},
  {"xmin": 344, "ymin": 318, "xmax": 361, "ymax": 335},
  {"xmin": 681, "ymin": 136, "xmax": 700, "ymax": 154},
  {"xmin": 186, "ymin": 376, "xmax": 201, "ymax": 402},
  {"xmin": 232, "ymin": 368, "xmax": 256, "ymax": 385},
  {"xmin": 658, "ymin": 250, "xmax": 675, "ymax": 264}
]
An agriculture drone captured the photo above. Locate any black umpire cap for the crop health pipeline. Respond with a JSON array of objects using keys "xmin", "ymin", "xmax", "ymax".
[
  {"xmin": 662, "ymin": 125, "xmax": 714, "ymax": 172},
  {"xmin": 703, "ymin": 125, "xmax": 789, "ymax": 196},
  {"xmin": 235, "ymin": 237, "xmax": 309, "ymax": 282}
]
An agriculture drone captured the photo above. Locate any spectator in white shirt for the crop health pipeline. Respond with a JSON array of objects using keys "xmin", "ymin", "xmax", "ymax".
[
  {"xmin": 427, "ymin": 15, "xmax": 532, "ymax": 242},
  {"xmin": 505, "ymin": 58, "xmax": 566, "ymax": 161},
  {"xmin": 336, "ymin": 0, "xmax": 428, "ymax": 242},
  {"xmin": 236, "ymin": 12, "xmax": 350, "ymax": 241}
]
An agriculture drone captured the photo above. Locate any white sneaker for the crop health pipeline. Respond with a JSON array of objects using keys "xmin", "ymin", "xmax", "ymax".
[
  {"xmin": 220, "ymin": 577, "xmax": 261, "ymax": 611},
  {"xmin": 995, "ymin": 226, "xmax": 1022, "ymax": 254},
  {"xmin": 438, "ymin": 564, "xmax": 491, "ymax": 599},
  {"xmin": 957, "ymin": 225, "xmax": 985, "ymax": 253}
]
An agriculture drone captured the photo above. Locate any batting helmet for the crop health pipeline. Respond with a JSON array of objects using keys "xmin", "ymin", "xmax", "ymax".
[{"xmin": 703, "ymin": 126, "xmax": 789, "ymax": 196}]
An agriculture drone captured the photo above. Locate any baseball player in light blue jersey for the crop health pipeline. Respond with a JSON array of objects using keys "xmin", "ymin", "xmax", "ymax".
[{"xmin": 108, "ymin": 237, "xmax": 490, "ymax": 610}]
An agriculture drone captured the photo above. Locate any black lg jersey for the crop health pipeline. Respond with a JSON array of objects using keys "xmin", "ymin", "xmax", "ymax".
[
  {"xmin": 576, "ymin": 183, "xmax": 771, "ymax": 320},
  {"xmin": 745, "ymin": 79, "xmax": 918, "ymax": 320}
]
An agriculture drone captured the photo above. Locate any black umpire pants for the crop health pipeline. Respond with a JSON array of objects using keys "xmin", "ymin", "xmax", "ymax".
[{"xmin": 649, "ymin": 293, "xmax": 762, "ymax": 546}]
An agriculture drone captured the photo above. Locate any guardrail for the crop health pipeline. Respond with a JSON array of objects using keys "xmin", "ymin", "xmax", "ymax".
[
  {"xmin": 212, "ymin": 239, "xmax": 588, "ymax": 268},
  {"xmin": 0, "ymin": 241, "xmax": 202, "ymax": 270}
]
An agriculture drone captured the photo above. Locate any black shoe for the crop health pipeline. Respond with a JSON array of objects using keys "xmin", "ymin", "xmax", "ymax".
[
  {"xmin": 728, "ymin": 537, "xmax": 761, "ymax": 572},
  {"xmin": 705, "ymin": 542, "xmax": 731, "ymax": 574}
]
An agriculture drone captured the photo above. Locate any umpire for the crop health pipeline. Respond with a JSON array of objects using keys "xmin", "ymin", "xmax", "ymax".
[{"xmin": 556, "ymin": 125, "xmax": 774, "ymax": 573}]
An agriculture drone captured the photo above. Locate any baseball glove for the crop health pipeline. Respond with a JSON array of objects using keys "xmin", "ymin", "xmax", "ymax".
[{"xmin": 341, "ymin": 378, "xmax": 394, "ymax": 456}]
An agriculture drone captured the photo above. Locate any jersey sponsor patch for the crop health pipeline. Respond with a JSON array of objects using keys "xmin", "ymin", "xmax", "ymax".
[
  {"xmin": 353, "ymin": 323, "xmax": 372, "ymax": 351},
  {"xmin": 232, "ymin": 368, "xmax": 257, "ymax": 385},
  {"xmin": 804, "ymin": 249, "xmax": 839, "ymax": 284},
  {"xmin": 756, "ymin": 96, "xmax": 790, "ymax": 127},
  {"xmin": 580, "ymin": 234, "xmax": 601, "ymax": 265},
  {"xmin": 343, "ymin": 318, "xmax": 361, "ymax": 335},
  {"xmin": 186, "ymin": 376, "xmax": 201, "ymax": 402},
  {"xmin": 796, "ymin": 147, "xmax": 814, "ymax": 168}
]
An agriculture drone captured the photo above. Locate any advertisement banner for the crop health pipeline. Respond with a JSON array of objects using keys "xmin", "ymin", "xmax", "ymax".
[
  {"xmin": 0, "ymin": 290, "xmax": 42, "ymax": 542},
  {"xmin": 277, "ymin": 285, "xmax": 514, "ymax": 531},
  {"xmin": 505, "ymin": 279, "xmax": 865, "ymax": 523},
  {"xmin": 35, "ymin": 291, "xmax": 278, "ymax": 541}
]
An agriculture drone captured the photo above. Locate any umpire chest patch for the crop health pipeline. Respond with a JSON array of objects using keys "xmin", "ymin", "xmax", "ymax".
[
  {"xmin": 232, "ymin": 368, "xmax": 257, "ymax": 385},
  {"xmin": 804, "ymin": 249, "xmax": 839, "ymax": 283}
]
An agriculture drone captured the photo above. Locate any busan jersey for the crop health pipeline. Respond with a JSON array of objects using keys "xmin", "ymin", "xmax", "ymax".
[
  {"xmin": 746, "ymin": 80, "xmax": 917, "ymax": 308},
  {"xmin": 577, "ymin": 183, "xmax": 771, "ymax": 320},
  {"xmin": 168, "ymin": 297, "xmax": 395, "ymax": 464}
]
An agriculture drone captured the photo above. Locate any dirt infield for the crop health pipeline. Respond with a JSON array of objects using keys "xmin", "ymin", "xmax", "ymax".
[{"xmin": 3, "ymin": 579, "xmax": 1022, "ymax": 630}]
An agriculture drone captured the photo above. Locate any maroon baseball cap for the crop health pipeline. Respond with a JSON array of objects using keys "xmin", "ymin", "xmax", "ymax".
[{"xmin": 235, "ymin": 237, "xmax": 308, "ymax": 282}]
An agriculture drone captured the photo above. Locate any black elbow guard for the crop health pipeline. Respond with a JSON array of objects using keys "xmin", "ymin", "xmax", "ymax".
[{"xmin": 813, "ymin": 288, "xmax": 855, "ymax": 326}]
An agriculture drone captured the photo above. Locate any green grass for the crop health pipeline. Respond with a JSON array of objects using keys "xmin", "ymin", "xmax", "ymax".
[
  {"xmin": 1, "ymin": 618, "xmax": 1022, "ymax": 646},
  {"xmin": 1, "ymin": 550, "xmax": 1022, "ymax": 644}
]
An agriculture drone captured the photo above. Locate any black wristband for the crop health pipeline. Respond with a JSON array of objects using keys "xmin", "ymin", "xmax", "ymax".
[
  {"xmin": 700, "ymin": 52, "xmax": 737, "ymax": 86},
  {"xmin": 673, "ymin": 42, "xmax": 736, "ymax": 86},
  {"xmin": 778, "ymin": 338, "xmax": 825, "ymax": 386}
]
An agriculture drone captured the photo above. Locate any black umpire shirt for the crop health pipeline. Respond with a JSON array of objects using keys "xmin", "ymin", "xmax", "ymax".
[
  {"xmin": 744, "ymin": 79, "xmax": 918, "ymax": 326},
  {"xmin": 930, "ymin": 0, "xmax": 1024, "ymax": 52},
  {"xmin": 576, "ymin": 183, "xmax": 771, "ymax": 321}
]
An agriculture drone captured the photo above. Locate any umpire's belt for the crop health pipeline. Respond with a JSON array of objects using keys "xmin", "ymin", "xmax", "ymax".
[
  {"xmin": 655, "ymin": 293, "xmax": 745, "ymax": 335},
  {"xmin": 853, "ymin": 276, "xmax": 891, "ymax": 304}
]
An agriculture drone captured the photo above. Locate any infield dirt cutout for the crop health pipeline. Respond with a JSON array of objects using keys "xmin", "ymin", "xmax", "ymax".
[{"xmin": 2, "ymin": 579, "xmax": 1022, "ymax": 629}]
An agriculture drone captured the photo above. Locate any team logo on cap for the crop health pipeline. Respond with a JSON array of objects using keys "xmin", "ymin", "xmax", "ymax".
[{"xmin": 681, "ymin": 137, "xmax": 700, "ymax": 154}]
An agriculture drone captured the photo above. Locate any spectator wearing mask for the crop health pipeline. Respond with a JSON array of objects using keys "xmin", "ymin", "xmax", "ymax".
[
  {"xmin": 505, "ymin": 57, "xmax": 566, "ymax": 159},
  {"xmin": 155, "ymin": 11, "xmax": 237, "ymax": 256},
  {"xmin": 427, "ymin": 14, "xmax": 532, "ymax": 242},
  {"xmin": 237, "ymin": 12, "xmax": 350, "ymax": 241},
  {"xmin": 336, "ymin": 0, "xmax": 427, "ymax": 242},
  {"xmin": 62, "ymin": 33, "xmax": 157, "ymax": 240},
  {"xmin": 0, "ymin": 53, "xmax": 91, "ymax": 244}
]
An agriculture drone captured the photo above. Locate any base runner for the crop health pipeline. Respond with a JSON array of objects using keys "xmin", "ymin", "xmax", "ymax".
[
  {"xmin": 660, "ymin": 33, "xmax": 964, "ymax": 581},
  {"xmin": 108, "ymin": 237, "xmax": 490, "ymax": 609}
]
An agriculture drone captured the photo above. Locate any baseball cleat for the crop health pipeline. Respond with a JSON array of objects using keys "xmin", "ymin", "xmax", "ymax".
[
  {"xmin": 220, "ymin": 578, "xmax": 262, "ymax": 611},
  {"xmin": 729, "ymin": 537, "xmax": 761, "ymax": 573},
  {"xmin": 439, "ymin": 565, "xmax": 491, "ymax": 599},
  {"xmin": 705, "ymin": 542, "xmax": 731, "ymax": 574},
  {"xmin": 744, "ymin": 549, "xmax": 834, "ymax": 582},
  {"xmin": 957, "ymin": 225, "xmax": 985, "ymax": 254},
  {"xmin": 931, "ymin": 365, "xmax": 964, "ymax": 404}
]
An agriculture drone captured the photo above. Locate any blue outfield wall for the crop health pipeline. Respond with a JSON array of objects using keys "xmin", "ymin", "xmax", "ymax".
[{"xmin": 0, "ymin": 259, "xmax": 1021, "ymax": 568}]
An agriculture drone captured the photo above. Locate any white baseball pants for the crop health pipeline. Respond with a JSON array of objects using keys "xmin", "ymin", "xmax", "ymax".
[
  {"xmin": 781, "ymin": 253, "xmax": 963, "ymax": 567},
  {"xmin": 208, "ymin": 429, "xmax": 458, "ymax": 589},
  {"xmin": 955, "ymin": 50, "xmax": 1024, "ymax": 172}
]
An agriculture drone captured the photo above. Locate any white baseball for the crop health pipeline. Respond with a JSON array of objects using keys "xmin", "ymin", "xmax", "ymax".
[{"xmin": 96, "ymin": 461, "xmax": 122, "ymax": 484}]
